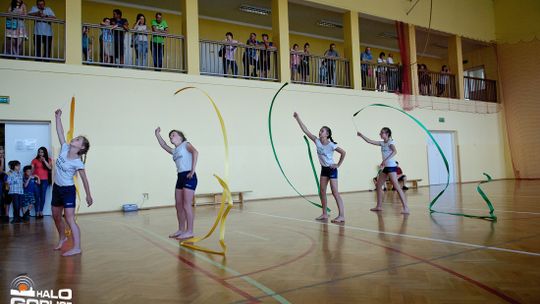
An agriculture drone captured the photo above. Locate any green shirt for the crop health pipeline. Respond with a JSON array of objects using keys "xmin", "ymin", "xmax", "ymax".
[{"xmin": 151, "ymin": 19, "xmax": 168, "ymax": 44}]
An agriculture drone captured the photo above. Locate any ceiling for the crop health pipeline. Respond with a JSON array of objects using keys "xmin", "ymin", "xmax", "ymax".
[{"xmin": 87, "ymin": 0, "xmax": 491, "ymax": 58}]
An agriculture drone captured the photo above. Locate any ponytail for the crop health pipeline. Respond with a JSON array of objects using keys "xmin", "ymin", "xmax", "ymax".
[{"xmin": 322, "ymin": 126, "xmax": 337, "ymax": 144}]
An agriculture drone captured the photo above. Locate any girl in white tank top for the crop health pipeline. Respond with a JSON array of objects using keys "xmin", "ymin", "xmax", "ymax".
[
  {"xmin": 155, "ymin": 127, "xmax": 199, "ymax": 240},
  {"xmin": 357, "ymin": 127, "xmax": 409, "ymax": 214}
]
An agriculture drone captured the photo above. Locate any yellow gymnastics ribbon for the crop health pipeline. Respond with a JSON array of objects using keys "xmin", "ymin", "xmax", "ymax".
[
  {"xmin": 174, "ymin": 87, "xmax": 233, "ymax": 255},
  {"xmin": 64, "ymin": 97, "xmax": 82, "ymax": 236}
]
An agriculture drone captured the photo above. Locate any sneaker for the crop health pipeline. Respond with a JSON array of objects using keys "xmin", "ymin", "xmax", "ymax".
[
  {"xmin": 402, "ymin": 186, "xmax": 409, "ymax": 191},
  {"xmin": 23, "ymin": 214, "xmax": 30, "ymax": 222},
  {"xmin": 10, "ymin": 217, "xmax": 22, "ymax": 224}
]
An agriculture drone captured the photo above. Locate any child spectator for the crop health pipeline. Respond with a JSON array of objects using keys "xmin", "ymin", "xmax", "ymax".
[
  {"xmin": 6, "ymin": 160, "xmax": 24, "ymax": 223},
  {"xmin": 22, "ymin": 165, "xmax": 40, "ymax": 221}
]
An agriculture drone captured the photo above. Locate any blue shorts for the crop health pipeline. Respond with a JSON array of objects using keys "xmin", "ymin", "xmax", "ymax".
[
  {"xmin": 51, "ymin": 184, "xmax": 76, "ymax": 208},
  {"xmin": 176, "ymin": 171, "xmax": 198, "ymax": 191},
  {"xmin": 320, "ymin": 166, "xmax": 338, "ymax": 179},
  {"xmin": 382, "ymin": 166, "xmax": 398, "ymax": 174}
]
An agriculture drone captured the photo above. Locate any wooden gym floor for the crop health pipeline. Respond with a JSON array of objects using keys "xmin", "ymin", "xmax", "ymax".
[{"xmin": 1, "ymin": 179, "xmax": 540, "ymax": 303}]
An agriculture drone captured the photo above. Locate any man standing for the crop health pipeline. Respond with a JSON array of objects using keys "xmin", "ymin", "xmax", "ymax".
[
  {"xmin": 111, "ymin": 9, "xmax": 129, "ymax": 65},
  {"xmin": 28, "ymin": 0, "xmax": 55, "ymax": 59},
  {"xmin": 151, "ymin": 12, "xmax": 168, "ymax": 70},
  {"xmin": 360, "ymin": 47, "xmax": 373, "ymax": 88}
]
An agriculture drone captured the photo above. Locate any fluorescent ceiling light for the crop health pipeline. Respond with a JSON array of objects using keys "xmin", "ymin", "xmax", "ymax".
[
  {"xmin": 376, "ymin": 32, "xmax": 398, "ymax": 39},
  {"xmin": 317, "ymin": 19, "xmax": 343, "ymax": 29},
  {"xmin": 239, "ymin": 4, "xmax": 271, "ymax": 16}
]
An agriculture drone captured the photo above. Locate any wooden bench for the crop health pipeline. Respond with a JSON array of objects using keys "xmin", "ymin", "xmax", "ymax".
[
  {"xmin": 385, "ymin": 179, "xmax": 422, "ymax": 190},
  {"xmin": 192, "ymin": 190, "xmax": 252, "ymax": 206}
]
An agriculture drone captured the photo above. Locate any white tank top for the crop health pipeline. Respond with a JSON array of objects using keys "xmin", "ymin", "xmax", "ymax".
[
  {"xmin": 172, "ymin": 141, "xmax": 193, "ymax": 173},
  {"xmin": 380, "ymin": 139, "xmax": 397, "ymax": 167}
]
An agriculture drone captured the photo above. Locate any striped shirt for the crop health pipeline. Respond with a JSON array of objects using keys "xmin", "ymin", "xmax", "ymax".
[{"xmin": 7, "ymin": 171, "xmax": 24, "ymax": 195}]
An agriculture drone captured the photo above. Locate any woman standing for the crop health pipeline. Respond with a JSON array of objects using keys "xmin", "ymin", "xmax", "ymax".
[
  {"xmin": 31, "ymin": 146, "xmax": 52, "ymax": 218},
  {"xmin": 5, "ymin": 0, "xmax": 28, "ymax": 56}
]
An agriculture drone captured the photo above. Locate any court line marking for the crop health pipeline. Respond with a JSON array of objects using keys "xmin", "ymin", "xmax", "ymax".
[
  {"xmin": 87, "ymin": 218, "xmax": 291, "ymax": 304},
  {"xmin": 243, "ymin": 211, "xmax": 540, "ymax": 257},
  {"xmin": 233, "ymin": 223, "xmax": 526, "ymax": 304}
]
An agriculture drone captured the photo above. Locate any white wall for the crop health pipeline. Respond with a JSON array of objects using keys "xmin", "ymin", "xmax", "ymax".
[{"xmin": 0, "ymin": 60, "xmax": 513, "ymax": 213}]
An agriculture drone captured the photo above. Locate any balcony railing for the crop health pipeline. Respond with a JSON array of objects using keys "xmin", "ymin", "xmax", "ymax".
[
  {"xmin": 418, "ymin": 70, "xmax": 457, "ymax": 98},
  {"xmin": 464, "ymin": 76, "xmax": 497, "ymax": 102},
  {"xmin": 199, "ymin": 39, "xmax": 278, "ymax": 81},
  {"xmin": 1, "ymin": 12, "xmax": 65, "ymax": 62},
  {"xmin": 82, "ymin": 23, "xmax": 186, "ymax": 73},
  {"xmin": 290, "ymin": 51, "xmax": 351, "ymax": 88},
  {"xmin": 361, "ymin": 62, "xmax": 401, "ymax": 92}
]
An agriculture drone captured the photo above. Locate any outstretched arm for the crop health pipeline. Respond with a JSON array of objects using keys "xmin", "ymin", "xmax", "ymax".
[
  {"xmin": 357, "ymin": 131, "xmax": 380, "ymax": 146},
  {"xmin": 78, "ymin": 169, "xmax": 93, "ymax": 207},
  {"xmin": 154, "ymin": 127, "xmax": 173, "ymax": 154},
  {"xmin": 293, "ymin": 112, "xmax": 317, "ymax": 142},
  {"xmin": 55, "ymin": 109, "xmax": 66, "ymax": 145},
  {"xmin": 186, "ymin": 143, "xmax": 198, "ymax": 179}
]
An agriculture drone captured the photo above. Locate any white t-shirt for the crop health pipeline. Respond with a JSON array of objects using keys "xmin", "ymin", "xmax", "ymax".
[
  {"xmin": 387, "ymin": 57, "xmax": 394, "ymax": 64},
  {"xmin": 380, "ymin": 139, "xmax": 397, "ymax": 167},
  {"xmin": 315, "ymin": 139, "xmax": 337, "ymax": 167},
  {"xmin": 173, "ymin": 141, "xmax": 193, "ymax": 173},
  {"xmin": 55, "ymin": 143, "xmax": 84, "ymax": 186}
]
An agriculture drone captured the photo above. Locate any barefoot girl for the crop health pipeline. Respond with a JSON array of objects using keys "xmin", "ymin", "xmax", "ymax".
[
  {"xmin": 155, "ymin": 127, "xmax": 198, "ymax": 239},
  {"xmin": 357, "ymin": 127, "xmax": 409, "ymax": 214},
  {"xmin": 53, "ymin": 109, "xmax": 93, "ymax": 256},
  {"xmin": 293, "ymin": 112, "xmax": 346, "ymax": 223}
]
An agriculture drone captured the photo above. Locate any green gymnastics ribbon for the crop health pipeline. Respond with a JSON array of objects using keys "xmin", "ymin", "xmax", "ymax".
[
  {"xmin": 304, "ymin": 135, "xmax": 321, "ymax": 192},
  {"xmin": 269, "ymin": 82, "xmax": 329, "ymax": 211},
  {"xmin": 353, "ymin": 103, "xmax": 497, "ymax": 221}
]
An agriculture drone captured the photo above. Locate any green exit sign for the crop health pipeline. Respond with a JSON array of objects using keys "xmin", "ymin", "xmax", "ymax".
[
  {"xmin": 0, "ymin": 96, "xmax": 9, "ymax": 104},
  {"xmin": 438, "ymin": 117, "xmax": 445, "ymax": 123}
]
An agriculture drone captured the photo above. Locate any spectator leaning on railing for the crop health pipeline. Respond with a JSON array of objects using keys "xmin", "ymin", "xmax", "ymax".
[
  {"xmin": 259, "ymin": 34, "xmax": 274, "ymax": 78},
  {"xmin": 243, "ymin": 32, "xmax": 258, "ymax": 77},
  {"xmin": 437, "ymin": 65, "xmax": 450, "ymax": 97},
  {"xmin": 220, "ymin": 32, "xmax": 238, "ymax": 75},
  {"xmin": 323, "ymin": 43, "xmax": 339, "ymax": 85},
  {"xmin": 28, "ymin": 0, "xmax": 55, "ymax": 59},
  {"xmin": 99, "ymin": 17, "xmax": 115, "ymax": 64},
  {"xmin": 376, "ymin": 52, "xmax": 387, "ymax": 91},
  {"xmin": 5, "ymin": 0, "xmax": 28, "ymax": 56},
  {"xmin": 110, "ymin": 9, "xmax": 129, "ymax": 65},
  {"xmin": 133, "ymin": 13, "xmax": 148, "ymax": 67},
  {"xmin": 290, "ymin": 43, "xmax": 300, "ymax": 81},
  {"xmin": 360, "ymin": 47, "xmax": 373, "ymax": 87},
  {"xmin": 299, "ymin": 42, "xmax": 310, "ymax": 82},
  {"xmin": 151, "ymin": 12, "xmax": 168, "ymax": 70}
]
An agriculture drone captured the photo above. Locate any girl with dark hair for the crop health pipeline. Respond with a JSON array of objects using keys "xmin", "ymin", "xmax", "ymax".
[
  {"xmin": 133, "ymin": 13, "xmax": 148, "ymax": 67},
  {"xmin": 155, "ymin": 127, "xmax": 199, "ymax": 240},
  {"xmin": 31, "ymin": 146, "xmax": 52, "ymax": 218},
  {"xmin": 357, "ymin": 127, "xmax": 409, "ymax": 214},
  {"xmin": 293, "ymin": 112, "xmax": 346, "ymax": 223},
  {"xmin": 52, "ymin": 109, "xmax": 93, "ymax": 256}
]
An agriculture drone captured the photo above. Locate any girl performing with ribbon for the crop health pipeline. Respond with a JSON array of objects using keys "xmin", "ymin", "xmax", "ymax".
[
  {"xmin": 52, "ymin": 109, "xmax": 93, "ymax": 256},
  {"xmin": 293, "ymin": 112, "xmax": 346, "ymax": 223},
  {"xmin": 357, "ymin": 127, "xmax": 410, "ymax": 214},
  {"xmin": 155, "ymin": 127, "xmax": 199, "ymax": 240}
]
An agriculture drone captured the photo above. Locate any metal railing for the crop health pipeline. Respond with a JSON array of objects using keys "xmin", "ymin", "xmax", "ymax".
[
  {"xmin": 200, "ymin": 39, "xmax": 278, "ymax": 81},
  {"xmin": 464, "ymin": 76, "xmax": 497, "ymax": 102},
  {"xmin": 1, "ymin": 12, "xmax": 65, "ymax": 62},
  {"xmin": 291, "ymin": 51, "xmax": 351, "ymax": 88},
  {"xmin": 82, "ymin": 23, "xmax": 186, "ymax": 72},
  {"xmin": 418, "ymin": 70, "xmax": 457, "ymax": 98},
  {"xmin": 361, "ymin": 62, "xmax": 401, "ymax": 92}
]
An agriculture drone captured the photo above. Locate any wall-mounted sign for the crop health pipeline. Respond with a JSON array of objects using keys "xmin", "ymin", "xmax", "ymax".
[
  {"xmin": 438, "ymin": 117, "xmax": 445, "ymax": 123},
  {"xmin": 0, "ymin": 96, "xmax": 9, "ymax": 104}
]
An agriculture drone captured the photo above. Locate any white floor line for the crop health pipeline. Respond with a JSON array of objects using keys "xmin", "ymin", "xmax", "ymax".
[{"xmin": 243, "ymin": 211, "xmax": 540, "ymax": 257}]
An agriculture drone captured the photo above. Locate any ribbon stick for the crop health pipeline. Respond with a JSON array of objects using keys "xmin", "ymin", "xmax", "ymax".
[
  {"xmin": 268, "ymin": 82, "xmax": 330, "ymax": 211},
  {"xmin": 174, "ymin": 87, "xmax": 233, "ymax": 255},
  {"xmin": 353, "ymin": 103, "xmax": 496, "ymax": 221},
  {"xmin": 64, "ymin": 97, "xmax": 82, "ymax": 236}
]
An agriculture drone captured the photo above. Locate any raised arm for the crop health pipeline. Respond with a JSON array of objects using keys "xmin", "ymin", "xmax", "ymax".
[
  {"xmin": 293, "ymin": 112, "xmax": 317, "ymax": 142},
  {"xmin": 186, "ymin": 143, "xmax": 198, "ymax": 179},
  {"xmin": 55, "ymin": 109, "xmax": 66, "ymax": 145},
  {"xmin": 78, "ymin": 169, "xmax": 93, "ymax": 207},
  {"xmin": 356, "ymin": 131, "xmax": 380, "ymax": 146},
  {"xmin": 154, "ymin": 127, "xmax": 173, "ymax": 154}
]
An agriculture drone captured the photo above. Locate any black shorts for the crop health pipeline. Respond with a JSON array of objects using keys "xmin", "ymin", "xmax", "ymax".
[
  {"xmin": 382, "ymin": 167, "xmax": 398, "ymax": 174},
  {"xmin": 176, "ymin": 171, "xmax": 198, "ymax": 190},
  {"xmin": 320, "ymin": 166, "xmax": 338, "ymax": 179},
  {"xmin": 51, "ymin": 184, "xmax": 77, "ymax": 208}
]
